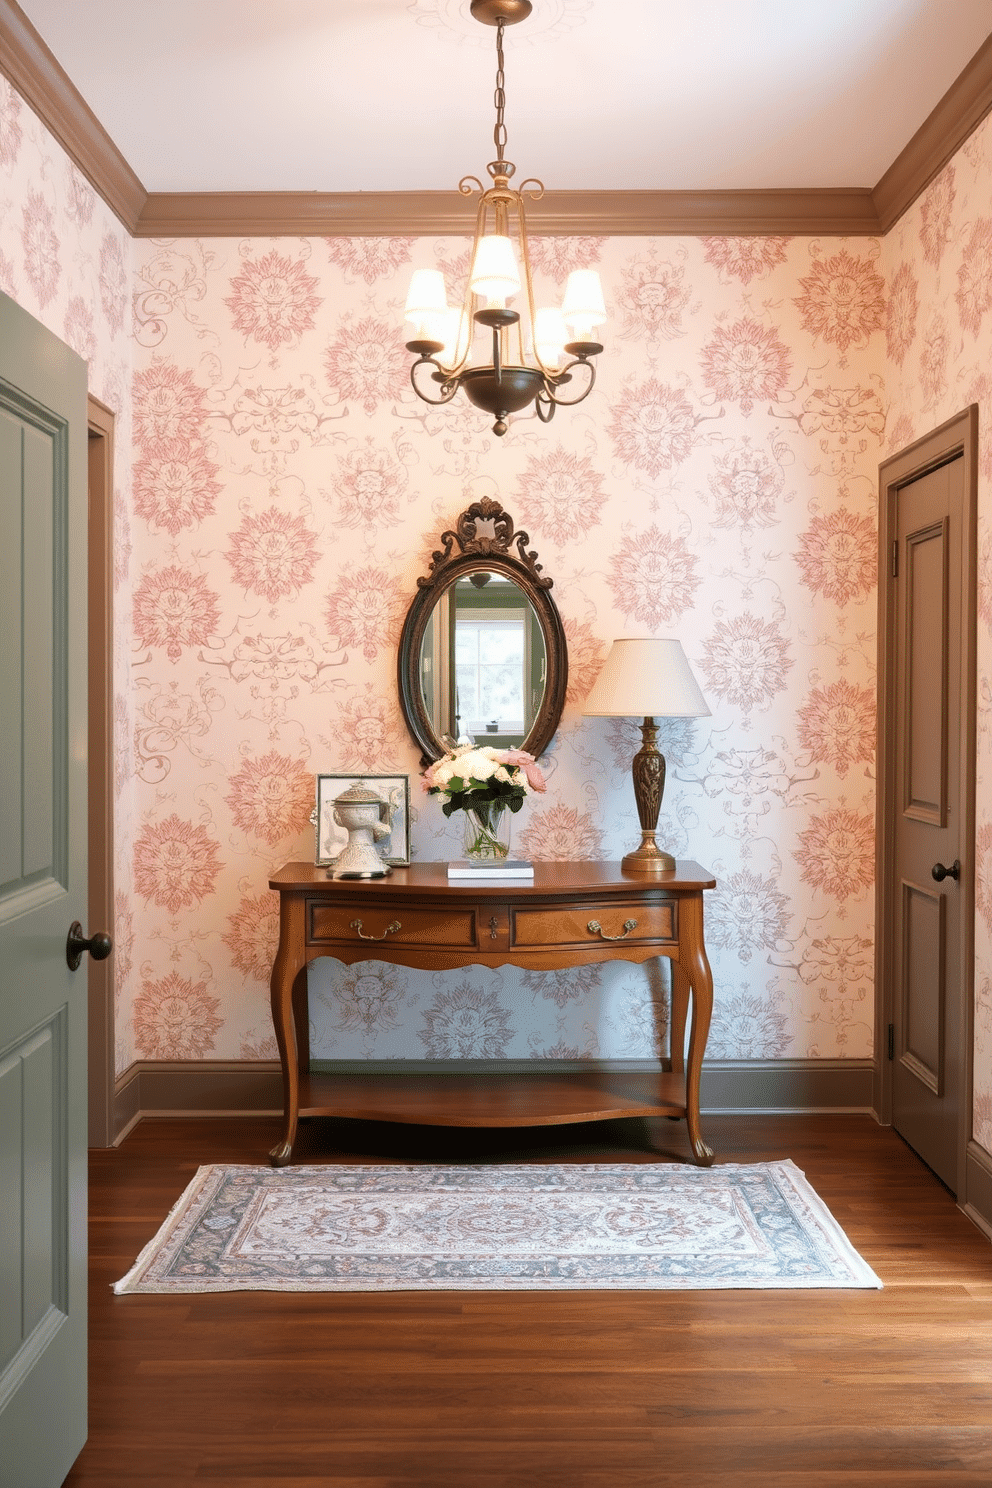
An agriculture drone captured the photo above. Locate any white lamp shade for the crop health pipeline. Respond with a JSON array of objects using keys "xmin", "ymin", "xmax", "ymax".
[
  {"xmin": 530, "ymin": 306, "xmax": 568, "ymax": 370},
  {"xmin": 404, "ymin": 269, "xmax": 448, "ymax": 323},
  {"xmin": 561, "ymin": 269, "xmax": 606, "ymax": 337},
  {"xmin": 582, "ymin": 638, "xmax": 711, "ymax": 719},
  {"xmin": 469, "ymin": 235, "xmax": 521, "ymax": 304}
]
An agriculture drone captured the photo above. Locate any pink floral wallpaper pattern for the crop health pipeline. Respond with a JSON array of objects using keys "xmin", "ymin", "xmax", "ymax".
[
  {"xmin": 4, "ymin": 66, "xmax": 992, "ymax": 1159},
  {"xmin": 118, "ymin": 218, "xmax": 887, "ymax": 1077}
]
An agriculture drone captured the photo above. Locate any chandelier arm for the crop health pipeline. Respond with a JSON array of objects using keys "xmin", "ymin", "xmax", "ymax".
[
  {"xmin": 539, "ymin": 358, "xmax": 597, "ymax": 408},
  {"xmin": 534, "ymin": 388, "xmax": 557, "ymax": 423},
  {"xmin": 440, "ymin": 193, "xmax": 493, "ymax": 384},
  {"xmin": 517, "ymin": 190, "xmax": 537, "ymax": 339},
  {"xmin": 516, "ymin": 177, "xmax": 545, "ymax": 201},
  {"xmin": 410, "ymin": 357, "xmax": 461, "ymax": 407},
  {"xmin": 512, "ymin": 222, "xmax": 527, "ymax": 369},
  {"xmin": 516, "ymin": 194, "xmax": 559, "ymax": 382}
]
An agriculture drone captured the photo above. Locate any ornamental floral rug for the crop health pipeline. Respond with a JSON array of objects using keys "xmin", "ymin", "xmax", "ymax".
[{"xmin": 113, "ymin": 1160, "xmax": 882, "ymax": 1294}]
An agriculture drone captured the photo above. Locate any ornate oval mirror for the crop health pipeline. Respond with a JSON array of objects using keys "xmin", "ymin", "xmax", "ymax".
[{"xmin": 398, "ymin": 498, "xmax": 568, "ymax": 764}]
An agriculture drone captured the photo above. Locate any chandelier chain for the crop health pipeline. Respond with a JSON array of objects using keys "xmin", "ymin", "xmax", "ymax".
[{"xmin": 493, "ymin": 19, "xmax": 507, "ymax": 160}]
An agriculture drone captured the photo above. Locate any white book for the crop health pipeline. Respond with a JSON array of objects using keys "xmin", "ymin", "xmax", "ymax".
[
  {"xmin": 447, "ymin": 859, "xmax": 534, "ymax": 879},
  {"xmin": 447, "ymin": 874, "xmax": 535, "ymax": 882}
]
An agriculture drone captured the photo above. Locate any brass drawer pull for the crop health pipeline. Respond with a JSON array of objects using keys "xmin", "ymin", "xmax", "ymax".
[
  {"xmin": 587, "ymin": 918, "xmax": 637, "ymax": 941},
  {"xmin": 350, "ymin": 918, "xmax": 401, "ymax": 941}
]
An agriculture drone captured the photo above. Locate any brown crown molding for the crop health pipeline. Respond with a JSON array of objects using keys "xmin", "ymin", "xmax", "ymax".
[
  {"xmin": 1, "ymin": 0, "xmax": 989, "ymax": 240},
  {"xmin": 0, "ymin": 0, "xmax": 145, "ymax": 231},
  {"xmin": 134, "ymin": 186, "xmax": 881, "ymax": 238},
  {"xmin": 873, "ymin": 31, "xmax": 992, "ymax": 234}
]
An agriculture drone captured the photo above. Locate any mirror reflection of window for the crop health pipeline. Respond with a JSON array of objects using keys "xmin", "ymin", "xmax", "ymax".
[
  {"xmin": 455, "ymin": 606, "xmax": 528, "ymax": 738},
  {"xmin": 418, "ymin": 571, "xmax": 547, "ymax": 748}
]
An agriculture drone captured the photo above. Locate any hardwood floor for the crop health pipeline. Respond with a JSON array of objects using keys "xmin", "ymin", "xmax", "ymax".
[{"xmin": 65, "ymin": 1112, "xmax": 992, "ymax": 1487}]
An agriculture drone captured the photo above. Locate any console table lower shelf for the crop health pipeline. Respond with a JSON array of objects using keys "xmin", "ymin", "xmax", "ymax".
[
  {"xmin": 268, "ymin": 861, "xmax": 717, "ymax": 1167},
  {"xmin": 294, "ymin": 1070, "xmax": 692, "ymax": 1126}
]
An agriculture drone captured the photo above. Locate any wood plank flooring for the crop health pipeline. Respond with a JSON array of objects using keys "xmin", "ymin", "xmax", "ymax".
[{"xmin": 64, "ymin": 1112, "xmax": 992, "ymax": 1487}]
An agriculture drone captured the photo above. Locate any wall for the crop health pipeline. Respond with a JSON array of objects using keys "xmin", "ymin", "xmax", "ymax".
[
  {"xmin": 881, "ymin": 110, "xmax": 992, "ymax": 1156},
  {"xmin": 126, "ymin": 229, "xmax": 885, "ymax": 1073},
  {"xmin": 0, "ymin": 73, "xmax": 136, "ymax": 1076},
  {"xmin": 17, "ymin": 64, "xmax": 991, "ymax": 1138}
]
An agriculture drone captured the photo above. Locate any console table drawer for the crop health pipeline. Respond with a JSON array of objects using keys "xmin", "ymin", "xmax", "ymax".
[
  {"xmin": 308, "ymin": 903, "xmax": 478, "ymax": 949},
  {"xmin": 511, "ymin": 899, "xmax": 677, "ymax": 949}
]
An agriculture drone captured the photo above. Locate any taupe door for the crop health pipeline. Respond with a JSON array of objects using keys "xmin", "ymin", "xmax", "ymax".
[
  {"xmin": 879, "ymin": 410, "xmax": 976, "ymax": 1197},
  {"xmin": 0, "ymin": 292, "xmax": 90, "ymax": 1484}
]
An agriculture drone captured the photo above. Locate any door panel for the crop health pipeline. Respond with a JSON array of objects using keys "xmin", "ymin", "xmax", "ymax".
[
  {"xmin": 0, "ymin": 292, "xmax": 88, "ymax": 1485},
  {"xmin": 0, "ymin": 1009, "xmax": 69, "ymax": 1375},
  {"xmin": 901, "ymin": 879, "xmax": 944, "ymax": 1095},
  {"xmin": 904, "ymin": 519, "xmax": 947, "ymax": 823}
]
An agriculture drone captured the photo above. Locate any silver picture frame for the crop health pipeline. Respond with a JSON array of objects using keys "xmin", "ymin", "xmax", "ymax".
[{"xmin": 313, "ymin": 773, "xmax": 411, "ymax": 867}]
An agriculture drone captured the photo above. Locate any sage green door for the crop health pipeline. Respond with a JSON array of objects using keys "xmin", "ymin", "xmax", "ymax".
[{"xmin": 0, "ymin": 292, "xmax": 89, "ymax": 1484}]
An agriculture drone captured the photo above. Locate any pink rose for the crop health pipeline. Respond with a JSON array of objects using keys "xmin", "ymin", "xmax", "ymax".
[{"xmin": 502, "ymin": 749, "xmax": 547, "ymax": 793}]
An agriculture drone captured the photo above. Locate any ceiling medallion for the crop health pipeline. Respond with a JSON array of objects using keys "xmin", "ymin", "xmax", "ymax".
[
  {"xmin": 402, "ymin": 0, "xmax": 606, "ymax": 437},
  {"xmin": 407, "ymin": 0, "xmax": 591, "ymax": 47}
]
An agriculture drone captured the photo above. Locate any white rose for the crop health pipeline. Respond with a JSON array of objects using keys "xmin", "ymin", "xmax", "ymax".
[
  {"xmin": 469, "ymin": 755, "xmax": 497, "ymax": 780},
  {"xmin": 493, "ymin": 765, "xmax": 511, "ymax": 783}
]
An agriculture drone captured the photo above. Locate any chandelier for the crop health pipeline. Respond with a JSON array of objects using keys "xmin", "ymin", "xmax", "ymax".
[{"xmin": 403, "ymin": 0, "xmax": 606, "ymax": 437}]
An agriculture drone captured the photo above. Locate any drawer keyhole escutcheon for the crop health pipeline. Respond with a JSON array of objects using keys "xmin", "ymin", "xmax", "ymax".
[
  {"xmin": 587, "ymin": 918, "xmax": 637, "ymax": 941},
  {"xmin": 350, "ymin": 919, "xmax": 401, "ymax": 941},
  {"xmin": 489, "ymin": 916, "xmax": 499, "ymax": 940}
]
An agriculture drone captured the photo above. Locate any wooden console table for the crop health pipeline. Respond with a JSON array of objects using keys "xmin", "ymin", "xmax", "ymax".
[{"xmin": 267, "ymin": 860, "xmax": 717, "ymax": 1167}]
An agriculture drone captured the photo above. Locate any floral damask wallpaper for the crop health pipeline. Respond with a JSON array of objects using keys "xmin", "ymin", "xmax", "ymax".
[
  {"xmin": 120, "ymin": 221, "xmax": 886, "ymax": 1076},
  {"xmin": 3, "ymin": 65, "xmax": 992, "ymax": 1160}
]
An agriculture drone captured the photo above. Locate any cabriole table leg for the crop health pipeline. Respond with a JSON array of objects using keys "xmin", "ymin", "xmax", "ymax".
[
  {"xmin": 269, "ymin": 897, "xmax": 306, "ymax": 1167},
  {"xmin": 681, "ymin": 903, "xmax": 715, "ymax": 1166}
]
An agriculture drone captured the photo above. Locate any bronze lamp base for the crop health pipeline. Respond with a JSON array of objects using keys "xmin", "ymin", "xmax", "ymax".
[
  {"xmin": 621, "ymin": 840, "xmax": 676, "ymax": 874},
  {"xmin": 621, "ymin": 716, "xmax": 675, "ymax": 875}
]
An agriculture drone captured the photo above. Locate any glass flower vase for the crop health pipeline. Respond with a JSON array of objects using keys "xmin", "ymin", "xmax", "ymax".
[{"xmin": 461, "ymin": 802, "xmax": 512, "ymax": 863}]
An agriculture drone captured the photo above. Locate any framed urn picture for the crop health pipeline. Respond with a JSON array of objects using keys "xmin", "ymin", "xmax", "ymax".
[{"xmin": 313, "ymin": 774, "xmax": 411, "ymax": 867}]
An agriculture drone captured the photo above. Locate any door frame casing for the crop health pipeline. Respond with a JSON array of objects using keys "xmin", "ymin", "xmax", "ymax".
[
  {"xmin": 875, "ymin": 405, "xmax": 977, "ymax": 1203},
  {"xmin": 86, "ymin": 395, "xmax": 114, "ymax": 1147}
]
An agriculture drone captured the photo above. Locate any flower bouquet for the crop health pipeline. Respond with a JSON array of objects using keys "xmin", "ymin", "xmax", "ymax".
[{"xmin": 422, "ymin": 745, "xmax": 546, "ymax": 862}]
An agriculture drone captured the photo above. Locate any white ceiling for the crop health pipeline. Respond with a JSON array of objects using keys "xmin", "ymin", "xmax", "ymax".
[{"xmin": 16, "ymin": 0, "xmax": 992, "ymax": 195}]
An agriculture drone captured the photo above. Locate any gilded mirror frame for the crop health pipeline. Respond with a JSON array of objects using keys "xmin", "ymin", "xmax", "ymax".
[{"xmin": 398, "ymin": 498, "xmax": 568, "ymax": 765}]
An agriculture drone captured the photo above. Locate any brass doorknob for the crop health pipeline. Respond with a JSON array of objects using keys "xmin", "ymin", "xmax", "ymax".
[
  {"xmin": 931, "ymin": 860, "xmax": 961, "ymax": 883},
  {"xmin": 66, "ymin": 921, "xmax": 113, "ymax": 971}
]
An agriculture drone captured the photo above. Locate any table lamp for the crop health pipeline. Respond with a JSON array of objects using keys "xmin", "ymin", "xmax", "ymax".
[{"xmin": 583, "ymin": 638, "xmax": 711, "ymax": 873}]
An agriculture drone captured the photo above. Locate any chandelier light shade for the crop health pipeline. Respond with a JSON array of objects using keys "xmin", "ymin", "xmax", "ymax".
[
  {"xmin": 404, "ymin": 269, "xmax": 448, "ymax": 331},
  {"xmin": 583, "ymin": 639, "xmax": 711, "ymax": 875},
  {"xmin": 560, "ymin": 270, "xmax": 608, "ymax": 340},
  {"xmin": 469, "ymin": 235, "xmax": 522, "ymax": 302},
  {"xmin": 403, "ymin": 0, "xmax": 606, "ymax": 437}
]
